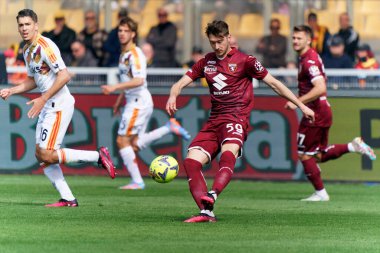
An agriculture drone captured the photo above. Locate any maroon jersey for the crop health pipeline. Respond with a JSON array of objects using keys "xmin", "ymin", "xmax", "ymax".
[
  {"xmin": 186, "ymin": 48, "xmax": 268, "ymax": 119},
  {"xmin": 298, "ymin": 48, "xmax": 332, "ymax": 127}
]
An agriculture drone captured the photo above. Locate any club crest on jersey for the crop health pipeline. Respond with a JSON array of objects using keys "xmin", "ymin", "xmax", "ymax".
[
  {"xmin": 204, "ymin": 65, "xmax": 217, "ymax": 74},
  {"xmin": 228, "ymin": 63, "xmax": 237, "ymax": 72}
]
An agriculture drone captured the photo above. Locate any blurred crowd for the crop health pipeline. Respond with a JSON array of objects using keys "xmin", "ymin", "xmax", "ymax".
[
  {"xmin": 255, "ymin": 11, "xmax": 379, "ymax": 88},
  {"xmin": 1, "ymin": 0, "xmax": 379, "ymax": 87}
]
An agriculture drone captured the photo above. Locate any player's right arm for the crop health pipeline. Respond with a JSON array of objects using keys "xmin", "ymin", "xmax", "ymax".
[
  {"xmin": 0, "ymin": 76, "xmax": 37, "ymax": 100},
  {"xmin": 166, "ymin": 57, "xmax": 206, "ymax": 116},
  {"xmin": 166, "ymin": 75, "xmax": 193, "ymax": 116}
]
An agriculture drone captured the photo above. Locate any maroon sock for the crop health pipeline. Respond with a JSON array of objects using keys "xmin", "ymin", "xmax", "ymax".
[
  {"xmin": 321, "ymin": 144, "xmax": 349, "ymax": 162},
  {"xmin": 212, "ymin": 151, "xmax": 236, "ymax": 195},
  {"xmin": 302, "ymin": 158, "xmax": 324, "ymax": 191},
  {"xmin": 183, "ymin": 158, "xmax": 208, "ymax": 209}
]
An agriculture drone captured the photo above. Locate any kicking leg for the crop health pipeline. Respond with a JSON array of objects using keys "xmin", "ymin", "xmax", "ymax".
[
  {"xmin": 202, "ymin": 143, "xmax": 239, "ymax": 211},
  {"xmin": 36, "ymin": 146, "xmax": 116, "ymax": 179}
]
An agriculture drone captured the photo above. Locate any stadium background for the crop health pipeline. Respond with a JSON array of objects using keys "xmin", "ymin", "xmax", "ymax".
[{"xmin": 1, "ymin": 0, "xmax": 380, "ymax": 181}]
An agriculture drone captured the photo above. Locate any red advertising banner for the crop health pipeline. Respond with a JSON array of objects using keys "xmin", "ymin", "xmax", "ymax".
[{"xmin": 1, "ymin": 93, "xmax": 300, "ymax": 179}]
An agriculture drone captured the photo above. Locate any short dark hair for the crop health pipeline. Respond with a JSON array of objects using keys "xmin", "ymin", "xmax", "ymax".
[
  {"xmin": 293, "ymin": 25, "xmax": 313, "ymax": 39},
  {"xmin": 16, "ymin": 9, "xmax": 38, "ymax": 23},
  {"xmin": 205, "ymin": 20, "xmax": 229, "ymax": 37},
  {"xmin": 307, "ymin": 12, "xmax": 317, "ymax": 21},
  {"xmin": 119, "ymin": 17, "xmax": 138, "ymax": 43}
]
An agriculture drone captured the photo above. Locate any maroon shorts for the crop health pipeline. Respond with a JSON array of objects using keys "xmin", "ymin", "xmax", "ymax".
[
  {"xmin": 188, "ymin": 115, "xmax": 249, "ymax": 161},
  {"xmin": 297, "ymin": 124, "xmax": 330, "ymax": 155}
]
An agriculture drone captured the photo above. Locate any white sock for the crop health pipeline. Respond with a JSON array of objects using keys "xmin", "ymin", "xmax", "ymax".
[
  {"xmin": 120, "ymin": 146, "xmax": 144, "ymax": 184},
  {"xmin": 136, "ymin": 126, "xmax": 170, "ymax": 150},
  {"xmin": 43, "ymin": 164, "xmax": 75, "ymax": 201},
  {"xmin": 57, "ymin": 148, "xmax": 100, "ymax": 164},
  {"xmin": 208, "ymin": 190, "xmax": 218, "ymax": 201},
  {"xmin": 200, "ymin": 209, "xmax": 215, "ymax": 217},
  {"xmin": 316, "ymin": 188, "xmax": 328, "ymax": 197},
  {"xmin": 348, "ymin": 143, "xmax": 355, "ymax": 152}
]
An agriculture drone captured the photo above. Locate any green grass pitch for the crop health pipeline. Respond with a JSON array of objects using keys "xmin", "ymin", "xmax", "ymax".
[{"xmin": 1, "ymin": 175, "xmax": 380, "ymax": 253}]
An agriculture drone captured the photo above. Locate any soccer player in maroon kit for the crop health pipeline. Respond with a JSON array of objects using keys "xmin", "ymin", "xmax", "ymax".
[
  {"xmin": 286, "ymin": 25, "xmax": 376, "ymax": 202},
  {"xmin": 166, "ymin": 20, "xmax": 315, "ymax": 222}
]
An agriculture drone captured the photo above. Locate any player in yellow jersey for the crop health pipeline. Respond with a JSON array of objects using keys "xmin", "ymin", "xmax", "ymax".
[
  {"xmin": 0, "ymin": 9, "xmax": 116, "ymax": 207},
  {"xmin": 101, "ymin": 17, "xmax": 190, "ymax": 190}
]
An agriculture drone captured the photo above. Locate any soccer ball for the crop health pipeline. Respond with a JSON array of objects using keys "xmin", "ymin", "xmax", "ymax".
[{"xmin": 149, "ymin": 155, "xmax": 179, "ymax": 183}]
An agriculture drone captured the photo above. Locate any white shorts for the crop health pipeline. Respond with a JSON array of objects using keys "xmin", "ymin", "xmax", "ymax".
[
  {"xmin": 35, "ymin": 104, "xmax": 74, "ymax": 150},
  {"xmin": 118, "ymin": 104, "xmax": 153, "ymax": 136}
]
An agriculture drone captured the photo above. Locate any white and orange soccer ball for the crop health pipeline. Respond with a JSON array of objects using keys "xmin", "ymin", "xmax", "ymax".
[{"xmin": 149, "ymin": 155, "xmax": 179, "ymax": 183}]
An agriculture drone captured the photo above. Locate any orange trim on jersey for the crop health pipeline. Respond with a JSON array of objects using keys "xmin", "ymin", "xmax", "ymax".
[
  {"xmin": 130, "ymin": 47, "xmax": 141, "ymax": 70},
  {"xmin": 47, "ymin": 111, "xmax": 62, "ymax": 150},
  {"xmin": 126, "ymin": 108, "xmax": 139, "ymax": 136},
  {"xmin": 38, "ymin": 37, "xmax": 57, "ymax": 63}
]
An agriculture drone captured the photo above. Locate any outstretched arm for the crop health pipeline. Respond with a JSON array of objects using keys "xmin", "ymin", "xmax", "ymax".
[
  {"xmin": 0, "ymin": 76, "xmax": 37, "ymax": 100},
  {"xmin": 166, "ymin": 75, "xmax": 194, "ymax": 116},
  {"xmin": 262, "ymin": 73, "xmax": 315, "ymax": 122}
]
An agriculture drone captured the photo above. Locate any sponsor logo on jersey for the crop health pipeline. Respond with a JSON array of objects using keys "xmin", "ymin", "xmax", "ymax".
[
  {"xmin": 204, "ymin": 65, "xmax": 217, "ymax": 74},
  {"xmin": 308, "ymin": 65, "xmax": 321, "ymax": 77},
  {"xmin": 212, "ymin": 73, "xmax": 228, "ymax": 90},
  {"xmin": 228, "ymin": 63, "xmax": 237, "ymax": 72},
  {"xmin": 207, "ymin": 60, "xmax": 216, "ymax": 64},
  {"xmin": 254, "ymin": 60, "xmax": 264, "ymax": 72},
  {"xmin": 213, "ymin": 90, "xmax": 230, "ymax": 95},
  {"xmin": 36, "ymin": 62, "xmax": 51, "ymax": 75}
]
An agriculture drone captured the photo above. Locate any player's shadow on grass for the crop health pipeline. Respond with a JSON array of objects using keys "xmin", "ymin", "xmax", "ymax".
[{"xmin": 0, "ymin": 201, "xmax": 47, "ymax": 206}]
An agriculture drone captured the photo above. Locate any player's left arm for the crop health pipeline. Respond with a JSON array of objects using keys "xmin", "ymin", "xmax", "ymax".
[
  {"xmin": 27, "ymin": 68, "xmax": 71, "ymax": 118},
  {"xmin": 263, "ymin": 73, "xmax": 315, "ymax": 122}
]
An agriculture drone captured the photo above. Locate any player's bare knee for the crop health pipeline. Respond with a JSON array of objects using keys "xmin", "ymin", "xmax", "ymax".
[
  {"xmin": 314, "ymin": 153, "xmax": 322, "ymax": 163},
  {"xmin": 116, "ymin": 135, "xmax": 134, "ymax": 150},
  {"xmin": 299, "ymin": 154, "xmax": 313, "ymax": 161},
  {"xmin": 187, "ymin": 149, "xmax": 209, "ymax": 164},
  {"xmin": 131, "ymin": 138, "xmax": 140, "ymax": 152},
  {"xmin": 36, "ymin": 149, "xmax": 55, "ymax": 164},
  {"xmin": 116, "ymin": 136, "xmax": 126, "ymax": 149}
]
